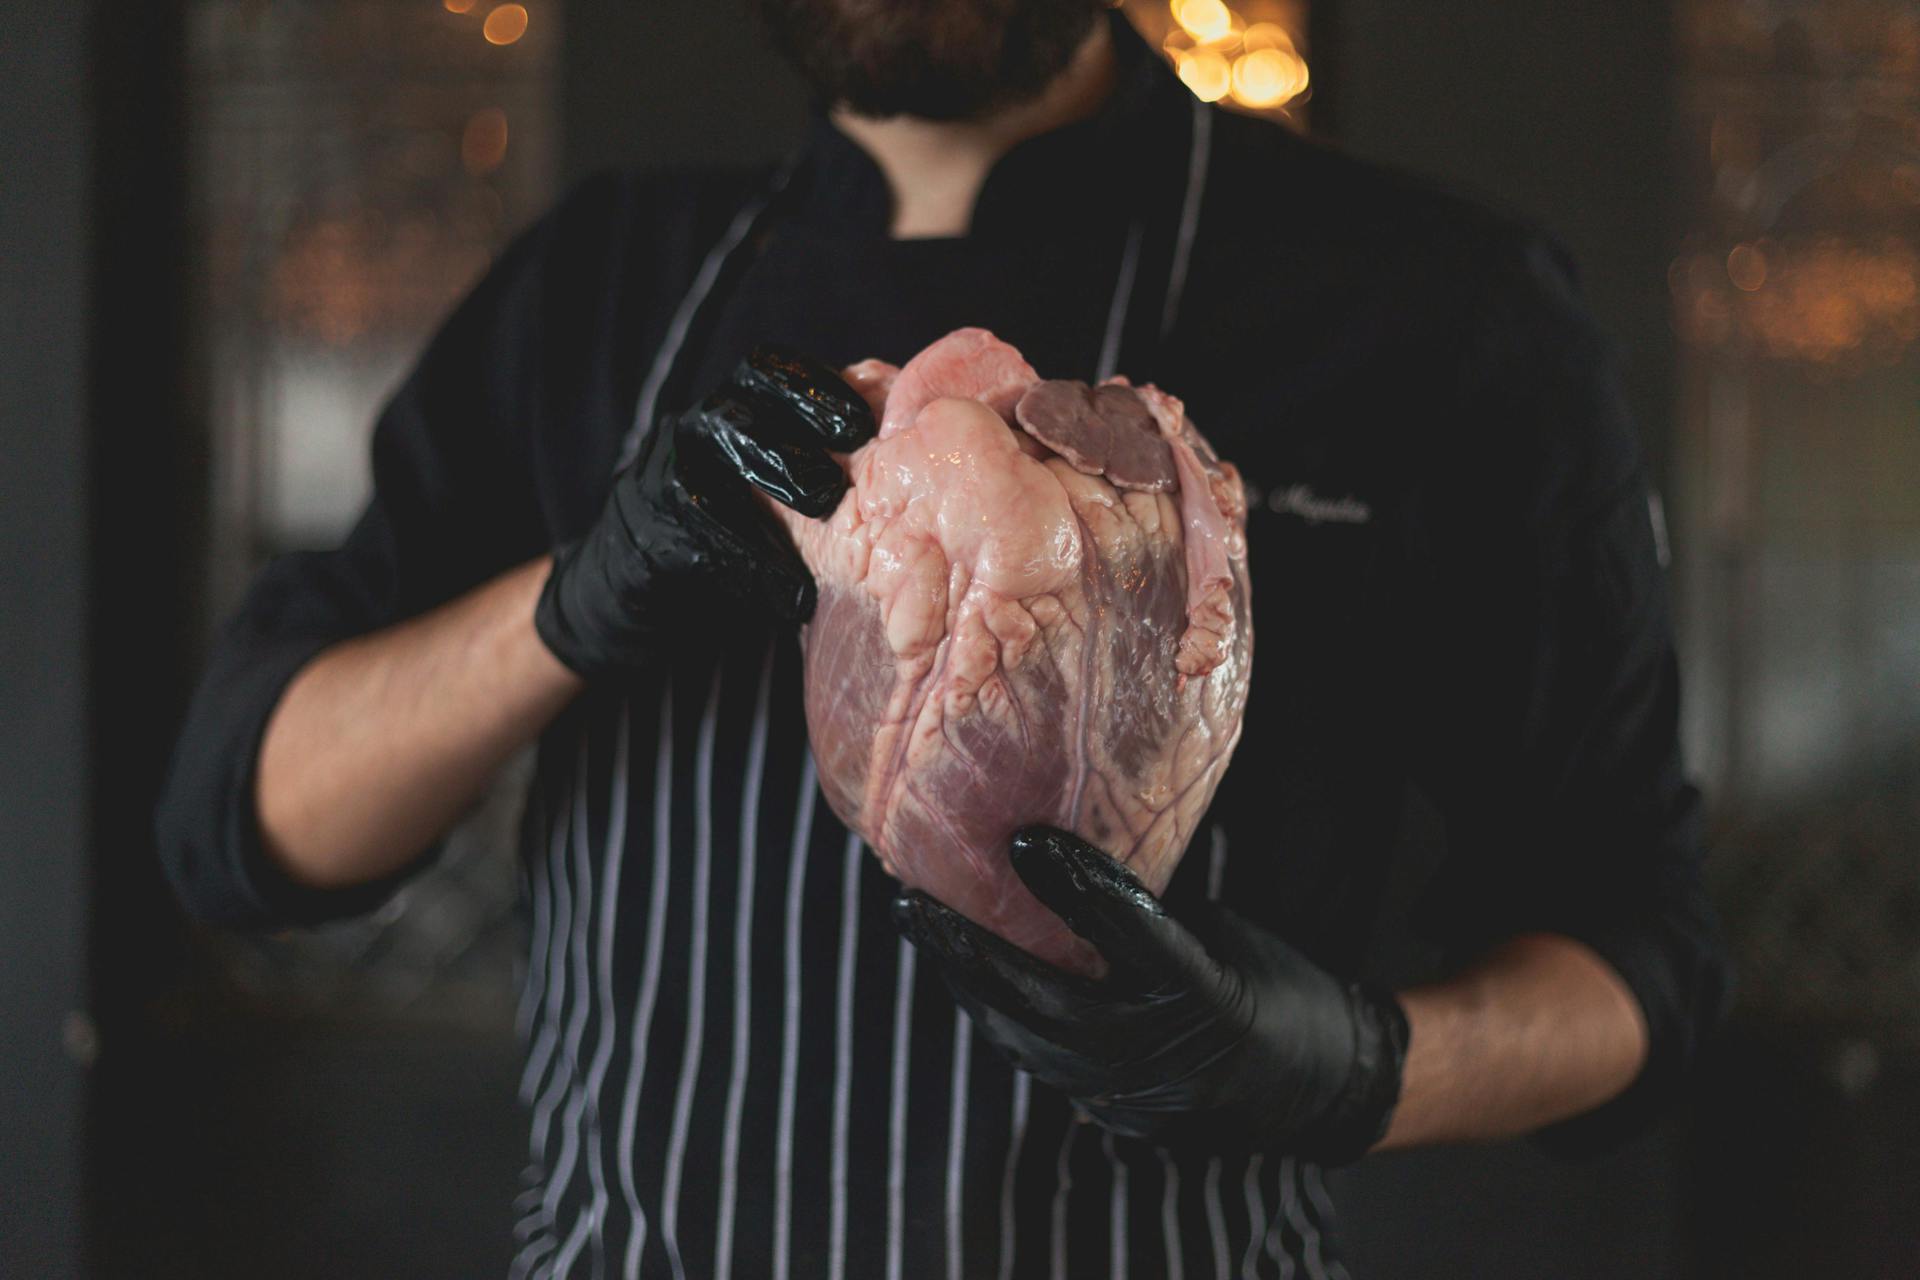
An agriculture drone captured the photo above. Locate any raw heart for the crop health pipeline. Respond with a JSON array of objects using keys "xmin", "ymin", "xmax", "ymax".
[{"xmin": 771, "ymin": 328, "xmax": 1253, "ymax": 973}]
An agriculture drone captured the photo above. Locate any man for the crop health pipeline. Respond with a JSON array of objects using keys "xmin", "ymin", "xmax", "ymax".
[{"xmin": 156, "ymin": 2, "xmax": 1730, "ymax": 1276}]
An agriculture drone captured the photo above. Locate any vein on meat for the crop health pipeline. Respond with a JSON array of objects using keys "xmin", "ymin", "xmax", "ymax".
[{"xmin": 1062, "ymin": 506, "xmax": 1104, "ymax": 833}]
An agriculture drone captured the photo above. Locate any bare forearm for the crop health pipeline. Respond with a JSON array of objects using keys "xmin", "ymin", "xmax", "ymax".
[
  {"xmin": 1375, "ymin": 933, "xmax": 1649, "ymax": 1150},
  {"xmin": 255, "ymin": 557, "xmax": 582, "ymax": 890}
]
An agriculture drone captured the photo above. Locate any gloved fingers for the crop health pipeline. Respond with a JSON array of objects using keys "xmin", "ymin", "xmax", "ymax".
[
  {"xmin": 683, "ymin": 389, "xmax": 851, "ymax": 519},
  {"xmin": 1008, "ymin": 826, "xmax": 1217, "ymax": 993},
  {"xmin": 1079, "ymin": 1096, "xmax": 1199, "ymax": 1147},
  {"xmin": 732, "ymin": 345, "xmax": 878, "ymax": 451},
  {"xmin": 1082, "ymin": 1098, "xmax": 1255, "ymax": 1153},
  {"xmin": 681, "ymin": 475, "xmax": 820, "ymax": 624},
  {"xmin": 895, "ymin": 892, "xmax": 1255, "ymax": 1107},
  {"xmin": 949, "ymin": 991, "xmax": 1139, "ymax": 1098},
  {"xmin": 1182, "ymin": 898, "xmax": 1334, "ymax": 1012},
  {"xmin": 891, "ymin": 891, "xmax": 1116, "ymax": 1048}
]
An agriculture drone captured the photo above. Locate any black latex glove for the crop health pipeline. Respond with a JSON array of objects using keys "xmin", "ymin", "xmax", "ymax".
[
  {"xmin": 893, "ymin": 826, "xmax": 1411, "ymax": 1165},
  {"xmin": 536, "ymin": 346, "xmax": 875, "ymax": 679}
]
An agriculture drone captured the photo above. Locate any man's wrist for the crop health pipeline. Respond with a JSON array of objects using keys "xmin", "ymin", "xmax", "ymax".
[
  {"xmin": 532, "ymin": 515, "xmax": 662, "ymax": 682},
  {"xmin": 532, "ymin": 537, "xmax": 601, "ymax": 679},
  {"xmin": 1293, "ymin": 985, "xmax": 1411, "ymax": 1166}
]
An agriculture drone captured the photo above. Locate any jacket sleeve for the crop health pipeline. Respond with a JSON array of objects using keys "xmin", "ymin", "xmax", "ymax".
[
  {"xmin": 1409, "ymin": 227, "xmax": 1734, "ymax": 1154},
  {"xmin": 154, "ymin": 172, "xmax": 627, "ymax": 930}
]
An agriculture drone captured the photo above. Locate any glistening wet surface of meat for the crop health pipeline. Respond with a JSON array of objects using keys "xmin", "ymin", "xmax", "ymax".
[{"xmin": 771, "ymin": 329, "xmax": 1253, "ymax": 973}]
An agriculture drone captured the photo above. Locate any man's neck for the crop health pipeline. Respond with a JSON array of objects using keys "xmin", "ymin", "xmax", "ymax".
[{"xmin": 830, "ymin": 20, "xmax": 1118, "ymax": 239}]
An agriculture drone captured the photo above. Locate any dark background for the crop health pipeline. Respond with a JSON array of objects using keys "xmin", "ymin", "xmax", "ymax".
[{"xmin": 5, "ymin": 1, "xmax": 1916, "ymax": 1276}]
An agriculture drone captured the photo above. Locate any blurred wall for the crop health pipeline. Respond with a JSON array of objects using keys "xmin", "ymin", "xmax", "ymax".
[{"xmin": 0, "ymin": 7, "xmax": 92, "ymax": 1278}]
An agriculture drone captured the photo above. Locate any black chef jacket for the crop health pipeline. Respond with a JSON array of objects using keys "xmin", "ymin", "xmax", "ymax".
[{"xmin": 155, "ymin": 13, "xmax": 1731, "ymax": 1279}]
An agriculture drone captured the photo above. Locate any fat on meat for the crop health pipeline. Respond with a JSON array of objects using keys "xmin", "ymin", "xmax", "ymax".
[{"xmin": 770, "ymin": 328, "xmax": 1253, "ymax": 973}]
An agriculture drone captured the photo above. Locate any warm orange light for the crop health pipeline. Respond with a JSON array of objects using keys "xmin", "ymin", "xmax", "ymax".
[
  {"xmin": 1728, "ymin": 242, "xmax": 1768, "ymax": 291},
  {"xmin": 1172, "ymin": 0, "xmax": 1233, "ymax": 44},
  {"xmin": 483, "ymin": 3, "xmax": 529, "ymax": 45},
  {"xmin": 1230, "ymin": 48, "xmax": 1304, "ymax": 108},
  {"xmin": 1176, "ymin": 48, "xmax": 1233, "ymax": 102},
  {"xmin": 462, "ymin": 108, "xmax": 510, "ymax": 175},
  {"xmin": 1240, "ymin": 22, "xmax": 1296, "ymax": 55},
  {"xmin": 1672, "ymin": 238, "xmax": 1920, "ymax": 365},
  {"xmin": 443, "ymin": 0, "xmax": 477, "ymax": 12}
]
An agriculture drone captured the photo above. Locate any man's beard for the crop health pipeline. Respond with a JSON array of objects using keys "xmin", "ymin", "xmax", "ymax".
[{"xmin": 755, "ymin": 0, "xmax": 1104, "ymax": 122}]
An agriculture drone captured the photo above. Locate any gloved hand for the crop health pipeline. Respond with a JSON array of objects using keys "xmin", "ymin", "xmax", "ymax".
[
  {"xmin": 893, "ymin": 826, "xmax": 1411, "ymax": 1165},
  {"xmin": 536, "ymin": 346, "xmax": 875, "ymax": 679}
]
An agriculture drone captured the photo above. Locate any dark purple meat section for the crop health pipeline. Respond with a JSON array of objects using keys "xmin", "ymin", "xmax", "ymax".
[{"xmin": 1014, "ymin": 381, "xmax": 1178, "ymax": 493}]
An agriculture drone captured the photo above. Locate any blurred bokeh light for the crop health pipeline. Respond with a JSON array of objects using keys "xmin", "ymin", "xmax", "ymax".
[
  {"xmin": 1133, "ymin": 0, "xmax": 1313, "ymax": 120},
  {"xmin": 482, "ymin": 3, "xmax": 529, "ymax": 47}
]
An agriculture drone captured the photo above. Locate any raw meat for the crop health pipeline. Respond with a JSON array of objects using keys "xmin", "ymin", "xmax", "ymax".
[
  {"xmin": 771, "ymin": 328, "xmax": 1253, "ymax": 973},
  {"xmin": 1014, "ymin": 381, "xmax": 1176, "ymax": 493}
]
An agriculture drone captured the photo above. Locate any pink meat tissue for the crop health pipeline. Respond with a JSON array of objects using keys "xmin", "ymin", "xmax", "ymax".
[{"xmin": 770, "ymin": 328, "xmax": 1253, "ymax": 972}]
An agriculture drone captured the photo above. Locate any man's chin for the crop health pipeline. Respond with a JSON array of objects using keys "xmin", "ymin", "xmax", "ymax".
[
  {"xmin": 756, "ymin": 0, "xmax": 1103, "ymax": 123},
  {"xmin": 832, "ymin": 78, "xmax": 1032, "ymax": 124}
]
